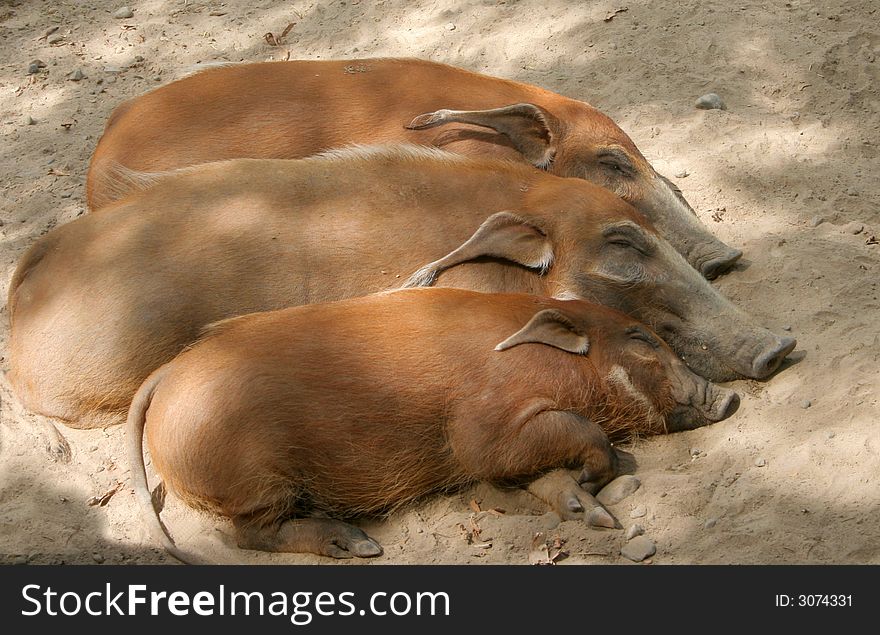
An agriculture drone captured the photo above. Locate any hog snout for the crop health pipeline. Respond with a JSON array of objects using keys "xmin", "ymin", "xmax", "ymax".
[
  {"xmin": 698, "ymin": 246, "xmax": 743, "ymax": 280},
  {"xmin": 667, "ymin": 376, "xmax": 740, "ymax": 432},
  {"xmin": 706, "ymin": 386, "xmax": 740, "ymax": 422},
  {"xmin": 751, "ymin": 335, "xmax": 797, "ymax": 379}
]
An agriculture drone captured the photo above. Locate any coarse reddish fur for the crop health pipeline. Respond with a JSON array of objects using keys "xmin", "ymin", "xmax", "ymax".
[
  {"xmin": 8, "ymin": 146, "xmax": 789, "ymax": 431},
  {"xmin": 127, "ymin": 289, "xmax": 731, "ymax": 558},
  {"xmin": 85, "ymin": 58, "xmax": 740, "ymax": 276},
  {"xmin": 86, "ymin": 58, "xmax": 641, "ymax": 209}
]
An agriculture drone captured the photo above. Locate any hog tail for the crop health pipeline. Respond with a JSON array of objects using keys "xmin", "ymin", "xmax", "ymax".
[
  {"xmin": 400, "ymin": 263, "xmax": 440, "ymax": 289},
  {"xmin": 126, "ymin": 363, "xmax": 207, "ymax": 565}
]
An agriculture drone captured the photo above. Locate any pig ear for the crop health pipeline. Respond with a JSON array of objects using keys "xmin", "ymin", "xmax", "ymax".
[
  {"xmin": 406, "ymin": 103, "xmax": 558, "ymax": 168},
  {"xmin": 401, "ymin": 211, "xmax": 554, "ymax": 288},
  {"xmin": 495, "ymin": 309, "xmax": 590, "ymax": 355}
]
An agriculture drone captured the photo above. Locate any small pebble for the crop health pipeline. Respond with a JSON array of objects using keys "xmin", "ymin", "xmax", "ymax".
[
  {"xmin": 809, "ymin": 215, "xmax": 824, "ymax": 227},
  {"xmin": 620, "ymin": 536, "xmax": 656, "ymax": 562},
  {"xmin": 89, "ymin": 445, "xmax": 98, "ymax": 452},
  {"xmin": 826, "ymin": 431, "xmax": 835, "ymax": 439},
  {"xmin": 445, "ymin": 23, "xmax": 456, "ymax": 30},
  {"xmin": 801, "ymin": 400, "xmax": 812, "ymax": 409},
  {"xmin": 69, "ymin": 69, "xmax": 85, "ymax": 81},
  {"xmin": 844, "ymin": 222, "xmax": 864, "ymax": 235},
  {"xmin": 782, "ymin": 325, "xmax": 792, "ymax": 331},
  {"xmin": 12, "ymin": 555, "xmax": 28, "ymax": 565},
  {"xmin": 625, "ymin": 524, "xmax": 644, "ymax": 541},
  {"xmin": 596, "ymin": 475, "xmax": 641, "ymax": 506},
  {"xmin": 44, "ymin": 26, "xmax": 60, "ymax": 38},
  {"xmin": 754, "ymin": 457, "xmax": 766, "ymax": 467},
  {"xmin": 47, "ymin": 33, "xmax": 64, "ymax": 44},
  {"xmin": 674, "ymin": 170, "xmax": 689, "ymax": 178},
  {"xmin": 704, "ymin": 518, "xmax": 717, "ymax": 529},
  {"xmin": 629, "ymin": 505, "xmax": 647, "ymax": 519},
  {"xmin": 24, "ymin": 115, "xmax": 36, "ymax": 126},
  {"xmin": 113, "ymin": 6, "xmax": 134, "ymax": 19},
  {"xmin": 695, "ymin": 93, "xmax": 726, "ymax": 110},
  {"xmin": 92, "ymin": 553, "xmax": 104, "ymax": 563},
  {"xmin": 27, "ymin": 59, "xmax": 46, "ymax": 74},
  {"xmin": 690, "ymin": 447, "xmax": 701, "ymax": 457}
]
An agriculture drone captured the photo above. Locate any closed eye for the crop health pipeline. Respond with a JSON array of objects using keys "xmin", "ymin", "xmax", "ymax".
[
  {"xmin": 626, "ymin": 326, "xmax": 660, "ymax": 348},
  {"xmin": 597, "ymin": 148, "xmax": 635, "ymax": 178}
]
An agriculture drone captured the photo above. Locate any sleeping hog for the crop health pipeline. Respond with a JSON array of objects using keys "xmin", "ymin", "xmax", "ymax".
[
  {"xmin": 128, "ymin": 288, "xmax": 741, "ymax": 560},
  {"xmin": 8, "ymin": 146, "xmax": 793, "ymax": 432},
  {"xmin": 86, "ymin": 57, "xmax": 740, "ymax": 278}
]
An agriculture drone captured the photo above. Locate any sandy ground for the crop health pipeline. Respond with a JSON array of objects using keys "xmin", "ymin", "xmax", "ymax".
[{"xmin": 0, "ymin": 0, "xmax": 878, "ymax": 565}]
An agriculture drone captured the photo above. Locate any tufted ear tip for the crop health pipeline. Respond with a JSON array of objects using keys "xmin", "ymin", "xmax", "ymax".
[{"xmin": 495, "ymin": 309, "xmax": 590, "ymax": 355}]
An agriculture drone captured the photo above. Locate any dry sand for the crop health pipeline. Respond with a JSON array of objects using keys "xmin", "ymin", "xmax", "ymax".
[{"xmin": 0, "ymin": 0, "xmax": 878, "ymax": 565}]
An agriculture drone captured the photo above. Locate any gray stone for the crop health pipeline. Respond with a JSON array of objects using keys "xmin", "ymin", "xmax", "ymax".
[
  {"xmin": 12, "ymin": 555, "xmax": 27, "ymax": 565},
  {"xmin": 47, "ymin": 33, "xmax": 64, "ymax": 44},
  {"xmin": 690, "ymin": 447, "xmax": 701, "ymax": 457},
  {"xmin": 695, "ymin": 93, "xmax": 726, "ymax": 110},
  {"xmin": 620, "ymin": 536, "xmax": 655, "ymax": 562},
  {"xmin": 801, "ymin": 400, "xmax": 812, "ymax": 409},
  {"xmin": 92, "ymin": 552, "xmax": 105, "ymax": 563},
  {"xmin": 754, "ymin": 457, "xmax": 766, "ymax": 467},
  {"xmin": 23, "ymin": 115, "xmax": 36, "ymax": 126},
  {"xmin": 27, "ymin": 59, "xmax": 46, "ymax": 74},
  {"xmin": 596, "ymin": 475, "xmax": 641, "ymax": 506},
  {"xmin": 629, "ymin": 505, "xmax": 647, "ymax": 519},
  {"xmin": 674, "ymin": 170, "xmax": 689, "ymax": 178},
  {"xmin": 68, "ymin": 68, "xmax": 84, "ymax": 81},
  {"xmin": 113, "ymin": 7, "xmax": 134, "ymax": 19},
  {"xmin": 704, "ymin": 518, "xmax": 717, "ymax": 529},
  {"xmin": 625, "ymin": 524, "xmax": 644, "ymax": 541},
  {"xmin": 445, "ymin": 23, "xmax": 456, "ymax": 31},
  {"xmin": 809, "ymin": 215, "xmax": 824, "ymax": 227},
  {"xmin": 782, "ymin": 325, "xmax": 792, "ymax": 331}
]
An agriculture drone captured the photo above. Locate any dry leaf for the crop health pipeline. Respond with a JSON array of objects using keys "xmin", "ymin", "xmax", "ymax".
[
  {"xmin": 548, "ymin": 536, "xmax": 567, "ymax": 562},
  {"xmin": 468, "ymin": 516, "xmax": 482, "ymax": 541},
  {"xmin": 264, "ymin": 22, "xmax": 296, "ymax": 46},
  {"xmin": 456, "ymin": 522, "xmax": 472, "ymax": 544},
  {"xmin": 604, "ymin": 7, "xmax": 629, "ymax": 22},
  {"xmin": 86, "ymin": 482, "xmax": 123, "ymax": 507},
  {"xmin": 528, "ymin": 532, "xmax": 553, "ymax": 565}
]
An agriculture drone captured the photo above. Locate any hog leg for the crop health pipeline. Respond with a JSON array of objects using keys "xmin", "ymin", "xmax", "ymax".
[
  {"xmin": 467, "ymin": 410, "xmax": 620, "ymax": 528},
  {"xmin": 527, "ymin": 470, "xmax": 618, "ymax": 529},
  {"xmin": 37, "ymin": 416, "xmax": 72, "ymax": 463},
  {"xmin": 233, "ymin": 515, "xmax": 383, "ymax": 559}
]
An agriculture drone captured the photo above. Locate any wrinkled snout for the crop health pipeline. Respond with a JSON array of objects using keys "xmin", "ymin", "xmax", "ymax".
[
  {"xmin": 667, "ymin": 369, "xmax": 741, "ymax": 432},
  {"xmin": 704, "ymin": 385, "xmax": 740, "ymax": 422},
  {"xmin": 699, "ymin": 246, "xmax": 743, "ymax": 280},
  {"xmin": 751, "ymin": 335, "xmax": 797, "ymax": 379}
]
